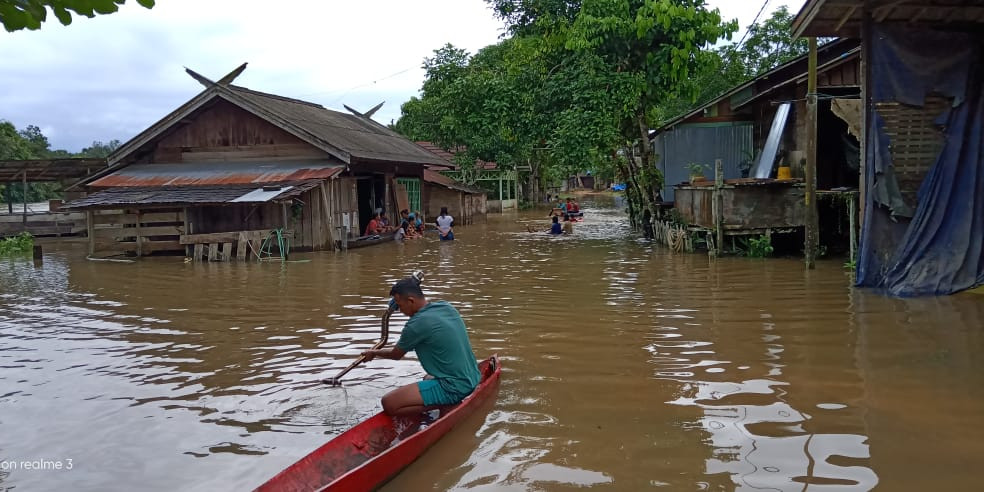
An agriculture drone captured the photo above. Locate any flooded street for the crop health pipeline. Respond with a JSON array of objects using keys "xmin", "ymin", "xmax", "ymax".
[{"xmin": 2, "ymin": 194, "xmax": 982, "ymax": 491}]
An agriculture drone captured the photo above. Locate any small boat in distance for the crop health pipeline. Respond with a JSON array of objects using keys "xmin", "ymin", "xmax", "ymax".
[{"xmin": 254, "ymin": 355, "xmax": 501, "ymax": 492}]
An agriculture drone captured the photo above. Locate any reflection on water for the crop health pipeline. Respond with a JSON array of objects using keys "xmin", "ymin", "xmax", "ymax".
[{"xmin": 2, "ymin": 193, "xmax": 983, "ymax": 491}]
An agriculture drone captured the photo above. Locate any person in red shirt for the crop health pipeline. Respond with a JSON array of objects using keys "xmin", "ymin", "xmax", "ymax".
[{"xmin": 365, "ymin": 213, "xmax": 384, "ymax": 236}]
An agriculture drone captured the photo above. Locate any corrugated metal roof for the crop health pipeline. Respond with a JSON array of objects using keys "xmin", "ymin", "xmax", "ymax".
[
  {"xmin": 651, "ymin": 38, "xmax": 859, "ymax": 135},
  {"xmin": 423, "ymin": 169, "xmax": 485, "ymax": 194},
  {"xmin": 792, "ymin": 0, "xmax": 984, "ymax": 39},
  {"xmin": 226, "ymin": 86, "xmax": 449, "ymax": 166},
  {"xmin": 63, "ymin": 181, "xmax": 319, "ymax": 209},
  {"xmin": 88, "ymin": 161, "xmax": 343, "ymax": 187},
  {"xmin": 230, "ymin": 185, "xmax": 294, "ymax": 203}
]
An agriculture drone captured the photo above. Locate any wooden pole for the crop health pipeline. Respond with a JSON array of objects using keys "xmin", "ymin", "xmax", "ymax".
[
  {"xmin": 135, "ymin": 210, "xmax": 143, "ymax": 257},
  {"xmin": 860, "ymin": 11, "xmax": 871, "ymax": 233},
  {"xmin": 22, "ymin": 170, "xmax": 28, "ymax": 228},
  {"xmin": 849, "ymin": 193, "xmax": 858, "ymax": 265},
  {"xmin": 714, "ymin": 159, "xmax": 724, "ymax": 255},
  {"xmin": 86, "ymin": 210, "xmax": 95, "ymax": 256},
  {"xmin": 320, "ymin": 181, "xmax": 335, "ymax": 251},
  {"xmin": 805, "ymin": 37, "xmax": 820, "ymax": 269}
]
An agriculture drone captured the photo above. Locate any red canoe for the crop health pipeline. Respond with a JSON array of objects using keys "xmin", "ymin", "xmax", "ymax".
[{"xmin": 255, "ymin": 355, "xmax": 501, "ymax": 492}]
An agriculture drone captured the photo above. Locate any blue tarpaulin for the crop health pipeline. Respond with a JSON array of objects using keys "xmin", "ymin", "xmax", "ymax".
[{"xmin": 857, "ymin": 26, "xmax": 984, "ymax": 296}]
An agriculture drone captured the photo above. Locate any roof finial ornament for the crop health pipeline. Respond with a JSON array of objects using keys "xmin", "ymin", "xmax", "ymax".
[
  {"xmin": 184, "ymin": 62, "xmax": 249, "ymax": 89},
  {"xmin": 343, "ymin": 101, "xmax": 385, "ymax": 119}
]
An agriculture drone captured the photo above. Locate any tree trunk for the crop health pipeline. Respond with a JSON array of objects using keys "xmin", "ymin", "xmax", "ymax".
[{"xmin": 634, "ymin": 110, "xmax": 661, "ymax": 237}]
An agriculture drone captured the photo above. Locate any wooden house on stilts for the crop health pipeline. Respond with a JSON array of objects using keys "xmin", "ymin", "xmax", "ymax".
[{"xmin": 66, "ymin": 65, "xmax": 449, "ymax": 260}]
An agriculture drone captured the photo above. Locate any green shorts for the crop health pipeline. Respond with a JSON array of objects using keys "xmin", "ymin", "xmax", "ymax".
[{"xmin": 417, "ymin": 379, "xmax": 466, "ymax": 406}]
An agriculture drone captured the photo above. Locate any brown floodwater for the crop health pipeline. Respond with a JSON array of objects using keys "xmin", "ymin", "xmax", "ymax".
[{"xmin": 1, "ymin": 194, "xmax": 982, "ymax": 491}]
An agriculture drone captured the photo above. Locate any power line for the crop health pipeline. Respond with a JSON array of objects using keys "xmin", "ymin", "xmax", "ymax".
[
  {"xmin": 297, "ymin": 66, "xmax": 418, "ymax": 104},
  {"xmin": 734, "ymin": 0, "xmax": 771, "ymax": 51}
]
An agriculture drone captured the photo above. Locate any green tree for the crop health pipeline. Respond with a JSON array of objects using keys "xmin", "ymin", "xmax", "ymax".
[
  {"xmin": 18, "ymin": 124, "xmax": 52, "ymax": 157},
  {"xmin": 734, "ymin": 6, "xmax": 808, "ymax": 77},
  {"xmin": 0, "ymin": 0, "xmax": 154, "ymax": 32},
  {"xmin": 558, "ymin": 0, "xmax": 734, "ymax": 224},
  {"xmin": 80, "ymin": 139, "xmax": 121, "ymax": 158},
  {"xmin": 0, "ymin": 121, "xmax": 34, "ymax": 160},
  {"xmin": 396, "ymin": 1, "xmax": 734, "ymax": 221},
  {"xmin": 654, "ymin": 6, "xmax": 815, "ymax": 125},
  {"xmin": 0, "ymin": 120, "xmax": 66, "ymax": 206}
]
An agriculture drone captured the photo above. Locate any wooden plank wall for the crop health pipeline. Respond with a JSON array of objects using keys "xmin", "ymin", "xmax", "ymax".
[
  {"xmin": 874, "ymin": 95, "xmax": 949, "ymax": 211},
  {"xmin": 292, "ymin": 186, "xmax": 333, "ymax": 251},
  {"xmin": 0, "ymin": 211, "xmax": 86, "ymax": 238},
  {"xmin": 90, "ymin": 209, "xmax": 185, "ymax": 256},
  {"xmin": 151, "ymin": 100, "xmax": 331, "ymax": 164},
  {"xmin": 331, "ymin": 178, "xmax": 359, "ymax": 241}
]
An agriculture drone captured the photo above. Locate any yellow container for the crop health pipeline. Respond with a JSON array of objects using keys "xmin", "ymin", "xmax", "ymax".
[{"xmin": 777, "ymin": 166, "xmax": 792, "ymax": 180}]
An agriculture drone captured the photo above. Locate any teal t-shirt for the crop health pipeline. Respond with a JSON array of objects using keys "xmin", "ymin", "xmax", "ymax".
[{"xmin": 396, "ymin": 301, "xmax": 480, "ymax": 398}]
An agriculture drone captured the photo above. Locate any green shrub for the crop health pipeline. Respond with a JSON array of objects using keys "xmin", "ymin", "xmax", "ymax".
[
  {"xmin": 0, "ymin": 232, "xmax": 34, "ymax": 256},
  {"xmin": 738, "ymin": 234, "xmax": 773, "ymax": 258}
]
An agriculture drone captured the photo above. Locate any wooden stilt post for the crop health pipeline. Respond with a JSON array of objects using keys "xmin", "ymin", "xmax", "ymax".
[
  {"xmin": 805, "ymin": 37, "xmax": 820, "ymax": 269},
  {"xmin": 135, "ymin": 210, "xmax": 143, "ymax": 257},
  {"xmin": 321, "ymin": 181, "xmax": 335, "ymax": 251},
  {"xmin": 849, "ymin": 194, "xmax": 858, "ymax": 265},
  {"xmin": 22, "ymin": 170, "xmax": 28, "ymax": 229},
  {"xmin": 86, "ymin": 210, "xmax": 95, "ymax": 256},
  {"xmin": 714, "ymin": 159, "xmax": 724, "ymax": 256}
]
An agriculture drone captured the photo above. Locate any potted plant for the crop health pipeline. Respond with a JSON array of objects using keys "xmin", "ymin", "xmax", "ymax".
[
  {"xmin": 739, "ymin": 149, "xmax": 756, "ymax": 178},
  {"xmin": 686, "ymin": 163, "xmax": 706, "ymax": 184}
]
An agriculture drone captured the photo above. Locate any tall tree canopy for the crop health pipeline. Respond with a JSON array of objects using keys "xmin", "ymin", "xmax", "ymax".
[
  {"xmin": 393, "ymin": 1, "xmax": 812, "ymax": 228},
  {"xmin": 0, "ymin": 0, "xmax": 154, "ymax": 32}
]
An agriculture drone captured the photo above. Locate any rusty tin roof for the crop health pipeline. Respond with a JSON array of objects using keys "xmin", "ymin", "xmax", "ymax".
[
  {"xmin": 88, "ymin": 161, "xmax": 343, "ymax": 188},
  {"xmin": 64, "ymin": 181, "xmax": 320, "ymax": 209}
]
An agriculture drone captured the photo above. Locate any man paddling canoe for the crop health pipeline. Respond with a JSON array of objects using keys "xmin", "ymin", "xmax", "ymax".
[{"xmin": 360, "ymin": 276, "xmax": 481, "ymax": 416}]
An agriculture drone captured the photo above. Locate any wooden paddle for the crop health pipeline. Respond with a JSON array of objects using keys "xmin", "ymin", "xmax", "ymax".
[
  {"xmin": 322, "ymin": 271, "xmax": 425, "ymax": 386},
  {"xmin": 322, "ymin": 304, "xmax": 394, "ymax": 386}
]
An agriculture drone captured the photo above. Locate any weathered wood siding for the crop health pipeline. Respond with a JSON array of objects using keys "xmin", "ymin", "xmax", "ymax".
[
  {"xmin": 330, "ymin": 177, "xmax": 359, "ymax": 241},
  {"xmin": 675, "ymin": 184, "xmax": 806, "ymax": 231},
  {"xmin": 149, "ymin": 100, "xmax": 331, "ymax": 164}
]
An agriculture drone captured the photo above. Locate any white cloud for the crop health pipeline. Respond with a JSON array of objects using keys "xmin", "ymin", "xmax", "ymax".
[
  {"xmin": 0, "ymin": 0, "xmax": 806, "ymax": 152},
  {"xmin": 0, "ymin": 0, "xmax": 505, "ymax": 151}
]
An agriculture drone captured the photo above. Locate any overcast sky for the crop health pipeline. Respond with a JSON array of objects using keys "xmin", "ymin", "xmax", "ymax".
[{"xmin": 0, "ymin": 0, "xmax": 803, "ymax": 152}]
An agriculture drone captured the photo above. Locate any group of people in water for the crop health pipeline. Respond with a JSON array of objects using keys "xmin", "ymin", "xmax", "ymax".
[
  {"xmin": 527, "ymin": 196, "xmax": 582, "ymax": 235},
  {"xmin": 364, "ymin": 207, "xmax": 455, "ymax": 242},
  {"xmin": 548, "ymin": 196, "xmax": 582, "ymax": 221}
]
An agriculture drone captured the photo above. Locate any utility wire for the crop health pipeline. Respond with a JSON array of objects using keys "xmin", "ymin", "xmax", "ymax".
[
  {"xmin": 296, "ymin": 67, "xmax": 418, "ymax": 104},
  {"xmin": 734, "ymin": 0, "xmax": 772, "ymax": 52}
]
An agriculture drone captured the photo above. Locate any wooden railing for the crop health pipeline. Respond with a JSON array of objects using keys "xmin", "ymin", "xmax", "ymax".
[
  {"xmin": 180, "ymin": 229, "xmax": 294, "ymax": 262},
  {"xmin": 0, "ymin": 211, "xmax": 86, "ymax": 238},
  {"xmin": 89, "ymin": 210, "xmax": 185, "ymax": 256}
]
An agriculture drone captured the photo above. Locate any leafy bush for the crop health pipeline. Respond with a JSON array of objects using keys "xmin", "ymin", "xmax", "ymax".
[
  {"xmin": 0, "ymin": 232, "xmax": 34, "ymax": 256},
  {"xmin": 685, "ymin": 162, "xmax": 706, "ymax": 177},
  {"xmin": 738, "ymin": 234, "xmax": 773, "ymax": 258}
]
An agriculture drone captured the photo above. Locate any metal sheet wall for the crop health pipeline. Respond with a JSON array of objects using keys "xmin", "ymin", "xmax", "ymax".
[{"xmin": 653, "ymin": 123, "xmax": 753, "ymax": 201}]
